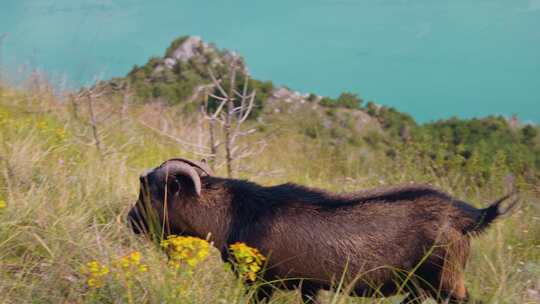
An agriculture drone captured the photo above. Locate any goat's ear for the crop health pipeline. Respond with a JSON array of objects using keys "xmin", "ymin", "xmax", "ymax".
[{"xmin": 162, "ymin": 162, "xmax": 202, "ymax": 196}]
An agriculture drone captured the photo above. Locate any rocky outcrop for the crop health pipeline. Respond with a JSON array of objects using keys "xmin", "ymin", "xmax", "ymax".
[
  {"xmin": 168, "ymin": 36, "xmax": 205, "ymax": 64},
  {"xmin": 154, "ymin": 36, "xmax": 245, "ymax": 74},
  {"xmin": 264, "ymin": 86, "xmax": 380, "ymax": 135}
]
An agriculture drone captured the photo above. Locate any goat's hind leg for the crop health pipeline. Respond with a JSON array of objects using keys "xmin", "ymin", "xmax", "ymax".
[{"xmin": 427, "ymin": 231, "xmax": 472, "ymax": 304}]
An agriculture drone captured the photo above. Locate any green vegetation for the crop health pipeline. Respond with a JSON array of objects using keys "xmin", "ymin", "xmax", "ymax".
[
  {"xmin": 320, "ymin": 92, "xmax": 363, "ymax": 109},
  {"xmin": 98, "ymin": 35, "xmax": 540, "ymax": 182},
  {"xmin": 104, "ymin": 36, "xmax": 274, "ymax": 119},
  {"xmin": 413, "ymin": 117, "xmax": 540, "ymax": 184},
  {"xmin": 0, "ymin": 82, "xmax": 539, "ymax": 303},
  {"xmin": 1, "ymin": 35, "xmax": 539, "ymax": 304}
]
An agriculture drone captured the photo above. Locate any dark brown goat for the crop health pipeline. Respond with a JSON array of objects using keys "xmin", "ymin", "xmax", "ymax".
[{"xmin": 127, "ymin": 158, "xmax": 517, "ymax": 304}]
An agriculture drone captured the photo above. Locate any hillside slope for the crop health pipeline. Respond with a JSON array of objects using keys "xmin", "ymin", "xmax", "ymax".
[
  {"xmin": 95, "ymin": 35, "xmax": 540, "ymax": 184},
  {"xmin": 1, "ymin": 78, "xmax": 540, "ymax": 303},
  {"xmin": 0, "ymin": 36, "xmax": 539, "ymax": 303}
]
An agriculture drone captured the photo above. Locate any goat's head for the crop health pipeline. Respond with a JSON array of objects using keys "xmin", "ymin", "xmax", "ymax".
[{"xmin": 127, "ymin": 158, "xmax": 213, "ymax": 237}]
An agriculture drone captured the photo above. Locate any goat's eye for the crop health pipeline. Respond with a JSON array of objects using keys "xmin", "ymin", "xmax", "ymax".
[{"xmin": 169, "ymin": 178, "xmax": 181, "ymax": 194}]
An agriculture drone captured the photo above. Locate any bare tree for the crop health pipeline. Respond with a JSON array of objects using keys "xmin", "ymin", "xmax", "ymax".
[
  {"xmin": 201, "ymin": 87, "xmax": 223, "ymax": 169},
  {"xmin": 68, "ymin": 92, "xmax": 80, "ymax": 120},
  {"xmin": 73, "ymin": 83, "xmax": 109, "ymax": 156},
  {"xmin": 202, "ymin": 60, "xmax": 263, "ymax": 177},
  {"xmin": 121, "ymin": 84, "xmax": 132, "ymax": 122},
  {"xmin": 132, "ymin": 60, "xmax": 266, "ymax": 177}
]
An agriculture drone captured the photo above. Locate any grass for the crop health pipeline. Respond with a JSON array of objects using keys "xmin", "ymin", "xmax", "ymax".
[{"xmin": 0, "ymin": 85, "xmax": 539, "ymax": 303}]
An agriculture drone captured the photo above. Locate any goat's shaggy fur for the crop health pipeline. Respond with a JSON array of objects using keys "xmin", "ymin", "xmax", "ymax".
[{"xmin": 128, "ymin": 159, "xmax": 516, "ymax": 304}]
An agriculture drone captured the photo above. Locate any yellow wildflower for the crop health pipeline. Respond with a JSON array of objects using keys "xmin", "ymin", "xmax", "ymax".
[
  {"xmin": 229, "ymin": 242, "xmax": 266, "ymax": 282},
  {"xmin": 113, "ymin": 251, "xmax": 148, "ymax": 279},
  {"xmin": 129, "ymin": 251, "xmax": 141, "ymax": 264},
  {"xmin": 0, "ymin": 110, "xmax": 8, "ymax": 126},
  {"xmin": 87, "ymin": 278, "xmax": 98, "ymax": 287},
  {"xmin": 0, "ymin": 200, "xmax": 6, "ymax": 210},
  {"xmin": 55, "ymin": 128, "xmax": 66, "ymax": 140},
  {"xmin": 138, "ymin": 264, "xmax": 148, "ymax": 273},
  {"xmin": 36, "ymin": 120, "xmax": 47, "ymax": 130},
  {"xmin": 119, "ymin": 256, "xmax": 130, "ymax": 269},
  {"xmin": 160, "ymin": 235, "xmax": 210, "ymax": 270},
  {"xmin": 79, "ymin": 260, "xmax": 109, "ymax": 288}
]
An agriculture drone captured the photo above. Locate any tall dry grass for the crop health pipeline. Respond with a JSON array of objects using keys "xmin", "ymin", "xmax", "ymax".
[{"xmin": 0, "ymin": 85, "xmax": 538, "ymax": 303}]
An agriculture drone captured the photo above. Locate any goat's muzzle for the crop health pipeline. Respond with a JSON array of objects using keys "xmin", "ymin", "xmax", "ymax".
[{"xmin": 127, "ymin": 205, "xmax": 147, "ymax": 235}]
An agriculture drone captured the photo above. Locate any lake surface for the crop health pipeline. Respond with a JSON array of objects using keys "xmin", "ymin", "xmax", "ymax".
[{"xmin": 1, "ymin": 0, "xmax": 539, "ymax": 123}]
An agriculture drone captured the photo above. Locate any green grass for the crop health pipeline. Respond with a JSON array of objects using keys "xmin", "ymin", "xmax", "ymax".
[{"xmin": 0, "ymin": 86, "xmax": 539, "ymax": 303}]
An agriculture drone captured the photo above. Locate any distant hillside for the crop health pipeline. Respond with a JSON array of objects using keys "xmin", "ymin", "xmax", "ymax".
[
  {"xmin": 100, "ymin": 36, "xmax": 273, "ymax": 117},
  {"xmin": 94, "ymin": 35, "xmax": 540, "ymax": 182}
]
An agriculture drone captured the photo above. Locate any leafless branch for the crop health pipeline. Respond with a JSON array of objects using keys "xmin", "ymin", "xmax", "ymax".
[
  {"xmin": 200, "ymin": 61, "xmax": 264, "ymax": 177},
  {"xmin": 86, "ymin": 94, "xmax": 102, "ymax": 155},
  {"xmin": 121, "ymin": 85, "xmax": 132, "ymax": 121},
  {"xmin": 137, "ymin": 119, "xmax": 213, "ymax": 157},
  {"xmin": 207, "ymin": 68, "xmax": 228, "ymax": 98},
  {"xmin": 208, "ymin": 93, "xmax": 227, "ymax": 102}
]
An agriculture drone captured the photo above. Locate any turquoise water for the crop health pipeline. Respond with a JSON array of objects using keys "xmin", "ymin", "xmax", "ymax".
[{"xmin": 1, "ymin": 0, "xmax": 539, "ymax": 123}]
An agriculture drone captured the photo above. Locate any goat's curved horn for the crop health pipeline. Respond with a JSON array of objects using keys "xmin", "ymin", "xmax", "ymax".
[
  {"xmin": 162, "ymin": 161, "xmax": 202, "ymax": 196},
  {"xmin": 169, "ymin": 158, "xmax": 213, "ymax": 176}
]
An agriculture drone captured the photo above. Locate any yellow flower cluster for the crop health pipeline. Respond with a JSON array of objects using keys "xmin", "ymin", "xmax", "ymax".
[
  {"xmin": 55, "ymin": 128, "xmax": 67, "ymax": 140},
  {"xmin": 79, "ymin": 251, "xmax": 147, "ymax": 289},
  {"xmin": 0, "ymin": 109, "xmax": 9, "ymax": 126},
  {"xmin": 0, "ymin": 199, "xmax": 6, "ymax": 210},
  {"xmin": 160, "ymin": 235, "xmax": 210, "ymax": 269},
  {"xmin": 79, "ymin": 261, "xmax": 110, "ymax": 288},
  {"xmin": 229, "ymin": 242, "xmax": 266, "ymax": 282},
  {"xmin": 0, "ymin": 109, "xmax": 15, "ymax": 129},
  {"xmin": 36, "ymin": 120, "xmax": 48, "ymax": 130},
  {"xmin": 33, "ymin": 119, "xmax": 67, "ymax": 142},
  {"xmin": 113, "ymin": 251, "xmax": 148, "ymax": 279},
  {"xmin": 0, "ymin": 109, "xmax": 66, "ymax": 142}
]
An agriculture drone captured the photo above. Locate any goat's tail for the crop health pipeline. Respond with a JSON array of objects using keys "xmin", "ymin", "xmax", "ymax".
[{"xmin": 464, "ymin": 193, "xmax": 519, "ymax": 234}]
